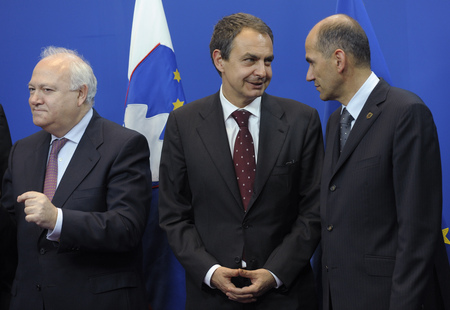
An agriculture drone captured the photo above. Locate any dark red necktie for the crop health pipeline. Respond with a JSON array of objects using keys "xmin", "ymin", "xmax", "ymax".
[
  {"xmin": 232, "ymin": 110, "xmax": 256, "ymax": 210},
  {"xmin": 43, "ymin": 138, "xmax": 68, "ymax": 201}
]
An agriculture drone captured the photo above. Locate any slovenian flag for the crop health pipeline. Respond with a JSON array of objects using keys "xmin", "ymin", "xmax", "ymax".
[
  {"xmin": 124, "ymin": 0, "xmax": 186, "ymax": 182},
  {"xmin": 124, "ymin": 0, "xmax": 186, "ymax": 309}
]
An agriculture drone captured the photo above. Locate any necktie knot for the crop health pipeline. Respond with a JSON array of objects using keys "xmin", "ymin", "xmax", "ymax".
[
  {"xmin": 50, "ymin": 138, "xmax": 68, "ymax": 155},
  {"xmin": 232, "ymin": 110, "xmax": 251, "ymax": 128},
  {"xmin": 340, "ymin": 108, "xmax": 354, "ymax": 124}
]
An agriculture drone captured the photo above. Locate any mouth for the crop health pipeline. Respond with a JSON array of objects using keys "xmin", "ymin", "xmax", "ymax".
[
  {"xmin": 247, "ymin": 79, "xmax": 266, "ymax": 89},
  {"xmin": 32, "ymin": 108, "xmax": 47, "ymax": 114}
]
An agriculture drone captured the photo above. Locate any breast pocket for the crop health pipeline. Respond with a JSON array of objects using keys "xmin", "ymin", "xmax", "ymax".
[{"xmin": 268, "ymin": 161, "xmax": 299, "ymax": 192}]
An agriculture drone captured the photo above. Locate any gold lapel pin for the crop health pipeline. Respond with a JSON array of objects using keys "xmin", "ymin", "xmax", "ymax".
[{"xmin": 366, "ymin": 112, "xmax": 373, "ymax": 119}]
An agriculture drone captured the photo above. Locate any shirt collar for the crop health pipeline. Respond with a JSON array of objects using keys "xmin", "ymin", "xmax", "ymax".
[
  {"xmin": 220, "ymin": 85, "xmax": 261, "ymax": 122},
  {"xmin": 50, "ymin": 108, "xmax": 93, "ymax": 144},
  {"xmin": 342, "ymin": 72, "xmax": 379, "ymax": 119}
]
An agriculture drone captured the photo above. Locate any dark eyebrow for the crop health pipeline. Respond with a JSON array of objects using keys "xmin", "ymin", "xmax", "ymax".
[
  {"xmin": 242, "ymin": 53, "xmax": 274, "ymax": 62},
  {"xmin": 243, "ymin": 53, "xmax": 258, "ymax": 59},
  {"xmin": 265, "ymin": 55, "xmax": 274, "ymax": 62}
]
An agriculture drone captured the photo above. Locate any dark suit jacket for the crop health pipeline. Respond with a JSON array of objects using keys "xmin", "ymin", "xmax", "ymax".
[
  {"xmin": 159, "ymin": 92, "xmax": 323, "ymax": 309},
  {"xmin": 321, "ymin": 79, "xmax": 447, "ymax": 310},
  {"xmin": 0, "ymin": 110, "xmax": 152, "ymax": 310},
  {"xmin": 0, "ymin": 104, "xmax": 13, "ymax": 310},
  {"xmin": 0, "ymin": 104, "xmax": 12, "ymax": 195}
]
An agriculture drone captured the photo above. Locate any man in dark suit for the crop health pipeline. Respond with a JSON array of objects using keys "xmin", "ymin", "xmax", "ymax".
[
  {"xmin": 305, "ymin": 14, "xmax": 449, "ymax": 309},
  {"xmin": 159, "ymin": 13, "xmax": 323, "ymax": 309},
  {"xmin": 0, "ymin": 103, "xmax": 14, "ymax": 310},
  {"xmin": 0, "ymin": 46, "xmax": 152, "ymax": 310}
]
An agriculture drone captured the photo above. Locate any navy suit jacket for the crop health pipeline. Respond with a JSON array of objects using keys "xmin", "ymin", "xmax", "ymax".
[
  {"xmin": 0, "ymin": 110, "xmax": 152, "ymax": 310},
  {"xmin": 321, "ymin": 79, "xmax": 449, "ymax": 310},
  {"xmin": 0, "ymin": 104, "xmax": 13, "ymax": 310},
  {"xmin": 159, "ymin": 92, "xmax": 323, "ymax": 309}
]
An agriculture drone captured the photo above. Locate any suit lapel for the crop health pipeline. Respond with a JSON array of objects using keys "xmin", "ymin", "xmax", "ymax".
[
  {"xmin": 26, "ymin": 132, "xmax": 51, "ymax": 236},
  {"xmin": 196, "ymin": 94, "xmax": 243, "ymax": 209},
  {"xmin": 332, "ymin": 79, "xmax": 388, "ymax": 176},
  {"xmin": 248, "ymin": 94, "xmax": 288, "ymax": 212},
  {"xmin": 52, "ymin": 110, "xmax": 102, "ymax": 208},
  {"xmin": 28, "ymin": 133, "xmax": 51, "ymax": 193}
]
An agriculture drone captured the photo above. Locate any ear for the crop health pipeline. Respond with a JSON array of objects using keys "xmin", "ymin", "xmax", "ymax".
[
  {"xmin": 77, "ymin": 84, "xmax": 88, "ymax": 106},
  {"xmin": 212, "ymin": 49, "xmax": 225, "ymax": 74},
  {"xmin": 334, "ymin": 49, "xmax": 346, "ymax": 73}
]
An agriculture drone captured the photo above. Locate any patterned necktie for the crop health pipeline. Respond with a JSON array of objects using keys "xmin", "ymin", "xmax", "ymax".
[
  {"xmin": 232, "ymin": 110, "xmax": 256, "ymax": 210},
  {"xmin": 339, "ymin": 108, "xmax": 354, "ymax": 153},
  {"xmin": 43, "ymin": 138, "xmax": 68, "ymax": 201}
]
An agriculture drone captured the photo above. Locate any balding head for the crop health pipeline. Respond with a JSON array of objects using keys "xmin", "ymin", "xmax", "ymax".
[{"xmin": 307, "ymin": 14, "xmax": 371, "ymax": 68}]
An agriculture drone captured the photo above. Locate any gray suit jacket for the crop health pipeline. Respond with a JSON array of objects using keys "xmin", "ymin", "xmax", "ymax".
[
  {"xmin": 159, "ymin": 92, "xmax": 323, "ymax": 309},
  {"xmin": 321, "ymin": 79, "xmax": 448, "ymax": 309},
  {"xmin": 0, "ymin": 110, "xmax": 152, "ymax": 310}
]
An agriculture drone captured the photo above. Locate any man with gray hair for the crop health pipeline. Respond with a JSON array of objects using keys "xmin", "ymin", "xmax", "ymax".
[{"xmin": 0, "ymin": 46, "xmax": 152, "ymax": 310}]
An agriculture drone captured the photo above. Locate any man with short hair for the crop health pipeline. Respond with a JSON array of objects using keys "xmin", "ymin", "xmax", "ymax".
[{"xmin": 159, "ymin": 13, "xmax": 323, "ymax": 309}]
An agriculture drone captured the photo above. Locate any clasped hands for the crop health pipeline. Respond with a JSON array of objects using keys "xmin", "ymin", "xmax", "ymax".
[
  {"xmin": 17, "ymin": 191, "xmax": 58, "ymax": 230},
  {"xmin": 211, "ymin": 266, "xmax": 277, "ymax": 303}
]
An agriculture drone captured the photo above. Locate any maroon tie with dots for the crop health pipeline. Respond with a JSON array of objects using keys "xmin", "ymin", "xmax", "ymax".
[
  {"xmin": 232, "ymin": 110, "xmax": 256, "ymax": 210},
  {"xmin": 43, "ymin": 138, "xmax": 68, "ymax": 201}
]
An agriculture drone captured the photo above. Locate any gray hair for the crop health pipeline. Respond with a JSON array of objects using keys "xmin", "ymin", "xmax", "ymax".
[{"xmin": 40, "ymin": 46, "xmax": 97, "ymax": 105}]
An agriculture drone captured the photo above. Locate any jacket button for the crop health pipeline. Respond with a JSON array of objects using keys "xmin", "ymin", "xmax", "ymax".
[
  {"xmin": 329, "ymin": 185, "xmax": 336, "ymax": 191},
  {"xmin": 242, "ymin": 222, "xmax": 249, "ymax": 229},
  {"xmin": 36, "ymin": 284, "xmax": 41, "ymax": 291},
  {"xmin": 234, "ymin": 256, "xmax": 241, "ymax": 264},
  {"xmin": 327, "ymin": 225, "xmax": 334, "ymax": 231},
  {"xmin": 39, "ymin": 248, "xmax": 46, "ymax": 255}
]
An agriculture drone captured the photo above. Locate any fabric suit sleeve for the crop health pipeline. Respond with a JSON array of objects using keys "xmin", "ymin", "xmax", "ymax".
[
  {"xmin": 263, "ymin": 108, "xmax": 323, "ymax": 288},
  {"xmin": 390, "ymin": 102, "xmax": 442, "ymax": 308},
  {"xmin": 158, "ymin": 112, "xmax": 219, "ymax": 287}
]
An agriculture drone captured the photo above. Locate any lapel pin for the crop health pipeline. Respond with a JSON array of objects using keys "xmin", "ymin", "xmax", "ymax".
[{"xmin": 366, "ymin": 112, "xmax": 373, "ymax": 119}]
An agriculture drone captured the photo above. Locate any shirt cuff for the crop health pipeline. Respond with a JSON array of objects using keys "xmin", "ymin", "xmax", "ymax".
[
  {"xmin": 204, "ymin": 264, "xmax": 221, "ymax": 288},
  {"xmin": 268, "ymin": 270, "xmax": 283, "ymax": 289},
  {"xmin": 46, "ymin": 208, "xmax": 63, "ymax": 241}
]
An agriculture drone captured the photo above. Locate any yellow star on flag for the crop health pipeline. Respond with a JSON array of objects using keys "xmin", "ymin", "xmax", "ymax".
[
  {"xmin": 443, "ymin": 228, "xmax": 450, "ymax": 245},
  {"xmin": 173, "ymin": 98, "xmax": 184, "ymax": 110},
  {"xmin": 173, "ymin": 69, "xmax": 181, "ymax": 83}
]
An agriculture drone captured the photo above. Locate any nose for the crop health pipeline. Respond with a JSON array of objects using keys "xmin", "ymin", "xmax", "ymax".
[
  {"xmin": 29, "ymin": 90, "xmax": 42, "ymax": 106},
  {"xmin": 306, "ymin": 65, "xmax": 314, "ymax": 82},
  {"xmin": 254, "ymin": 60, "xmax": 267, "ymax": 79}
]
